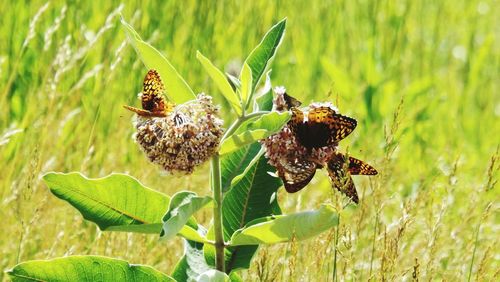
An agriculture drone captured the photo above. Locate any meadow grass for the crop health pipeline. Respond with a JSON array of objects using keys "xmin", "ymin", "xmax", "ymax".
[{"xmin": 1, "ymin": 0, "xmax": 498, "ymax": 280}]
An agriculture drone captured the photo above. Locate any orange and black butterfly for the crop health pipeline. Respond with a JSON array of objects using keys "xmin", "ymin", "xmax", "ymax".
[
  {"xmin": 277, "ymin": 158, "xmax": 319, "ymax": 193},
  {"xmin": 277, "ymin": 153, "xmax": 377, "ymax": 203},
  {"xmin": 274, "ymin": 92, "xmax": 377, "ymax": 203},
  {"xmin": 326, "ymin": 153, "xmax": 377, "ymax": 204},
  {"xmin": 288, "ymin": 107, "xmax": 357, "ymax": 149},
  {"xmin": 124, "ymin": 69, "xmax": 175, "ymax": 117}
]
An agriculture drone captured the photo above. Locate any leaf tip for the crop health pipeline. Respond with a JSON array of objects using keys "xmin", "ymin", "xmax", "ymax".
[{"xmin": 41, "ymin": 171, "xmax": 59, "ymax": 182}]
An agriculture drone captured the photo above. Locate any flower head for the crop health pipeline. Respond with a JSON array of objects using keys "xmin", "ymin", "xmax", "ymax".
[
  {"xmin": 261, "ymin": 88, "xmax": 337, "ymax": 168},
  {"xmin": 134, "ymin": 93, "xmax": 224, "ymax": 174}
]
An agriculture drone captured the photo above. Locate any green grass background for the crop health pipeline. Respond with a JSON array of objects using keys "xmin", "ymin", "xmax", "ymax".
[{"xmin": 1, "ymin": 0, "xmax": 498, "ymax": 280}]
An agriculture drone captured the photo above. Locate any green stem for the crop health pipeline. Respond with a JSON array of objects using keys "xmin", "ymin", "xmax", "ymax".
[
  {"xmin": 468, "ymin": 217, "xmax": 482, "ymax": 281},
  {"xmin": 211, "ymin": 153, "xmax": 225, "ymax": 272},
  {"xmin": 332, "ymin": 216, "xmax": 340, "ymax": 282}
]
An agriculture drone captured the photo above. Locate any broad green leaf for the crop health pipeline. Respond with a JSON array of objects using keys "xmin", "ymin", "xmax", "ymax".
[
  {"xmin": 121, "ymin": 17, "xmax": 195, "ymax": 103},
  {"xmin": 230, "ymin": 205, "xmax": 339, "ymax": 246},
  {"xmin": 244, "ymin": 18, "xmax": 286, "ymax": 93},
  {"xmin": 171, "ymin": 238, "xmax": 211, "ymax": 282},
  {"xmin": 161, "ymin": 191, "xmax": 212, "ymax": 241},
  {"xmin": 221, "ymin": 142, "xmax": 261, "ymax": 193},
  {"xmin": 219, "ymin": 129, "xmax": 267, "ymax": 155},
  {"xmin": 240, "ymin": 63, "xmax": 253, "ymax": 108},
  {"xmin": 196, "ymin": 270, "xmax": 230, "ymax": 282},
  {"xmin": 239, "ymin": 111, "xmax": 290, "ymax": 134},
  {"xmin": 7, "ymin": 255, "xmax": 174, "ymax": 281},
  {"xmin": 177, "ymin": 225, "xmax": 208, "ymax": 244},
  {"xmin": 219, "ymin": 111, "xmax": 290, "ymax": 155},
  {"xmin": 197, "ymin": 51, "xmax": 242, "ymax": 115},
  {"xmin": 254, "ymin": 70, "xmax": 274, "ymax": 111},
  {"xmin": 205, "ymin": 150, "xmax": 283, "ymax": 272},
  {"xmin": 43, "ymin": 172, "xmax": 204, "ymax": 243}
]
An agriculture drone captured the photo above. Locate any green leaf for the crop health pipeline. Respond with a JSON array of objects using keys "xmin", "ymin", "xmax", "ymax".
[
  {"xmin": 205, "ymin": 150, "xmax": 283, "ymax": 272},
  {"xmin": 161, "ymin": 191, "xmax": 212, "ymax": 241},
  {"xmin": 196, "ymin": 270, "xmax": 230, "ymax": 282},
  {"xmin": 244, "ymin": 18, "xmax": 286, "ymax": 93},
  {"xmin": 219, "ymin": 111, "xmax": 290, "ymax": 155},
  {"xmin": 226, "ymin": 73, "xmax": 241, "ymax": 90},
  {"xmin": 43, "ymin": 172, "xmax": 204, "ymax": 243},
  {"xmin": 228, "ymin": 272, "xmax": 244, "ymax": 282},
  {"xmin": 219, "ymin": 129, "xmax": 267, "ymax": 155},
  {"xmin": 7, "ymin": 255, "xmax": 174, "ymax": 281},
  {"xmin": 197, "ymin": 51, "xmax": 242, "ymax": 115},
  {"xmin": 240, "ymin": 63, "xmax": 253, "ymax": 108},
  {"xmin": 171, "ymin": 237, "xmax": 211, "ymax": 282},
  {"xmin": 254, "ymin": 70, "xmax": 274, "ymax": 111},
  {"xmin": 230, "ymin": 205, "xmax": 339, "ymax": 246},
  {"xmin": 121, "ymin": 17, "xmax": 195, "ymax": 103},
  {"xmin": 240, "ymin": 111, "xmax": 290, "ymax": 134},
  {"xmin": 221, "ymin": 142, "xmax": 261, "ymax": 193}
]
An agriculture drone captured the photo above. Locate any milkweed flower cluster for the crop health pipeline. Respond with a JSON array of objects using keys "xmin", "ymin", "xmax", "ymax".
[
  {"xmin": 134, "ymin": 93, "xmax": 224, "ymax": 174},
  {"xmin": 260, "ymin": 87, "xmax": 336, "ymax": 169}
]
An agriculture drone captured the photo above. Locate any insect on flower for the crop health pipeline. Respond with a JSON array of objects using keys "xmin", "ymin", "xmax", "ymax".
[
  {"xmin": 123, "ymin": 69, "xmax": 175, "ymax": 117},
  {"xmin": 261, "ymin": 87, "xmax": 377, "ymax": 204},
  {"xmin": 288, "ymin": 106, "xmax": 357, "ymax": 149},
  {"xmin": 125, "ymin": 70, "xmax": 224, "ymax": 174}
]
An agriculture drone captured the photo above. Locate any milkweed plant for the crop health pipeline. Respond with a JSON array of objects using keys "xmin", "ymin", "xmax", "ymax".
[{"xmin": 7, "ymin": 17, "xmax": 377, "ymax": 282}]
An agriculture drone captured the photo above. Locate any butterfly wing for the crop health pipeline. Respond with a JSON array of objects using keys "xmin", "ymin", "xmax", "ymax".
[
  {"xmin": 347, "ymin": 156, "xmax": 378, "ymax": 175},
  {"xmin": 327, "ymin": 112, "xmax": 357, "ymax": 144},
  {"xmin": 277, "ymin": 158, "xmax": 317, "ymax": 193},
  {"xmin": 326, "ymin": 153, "xmax": 359, "ymax": 204},
  {"xmin": 142, "ymin": 69, "xmax": 167, "ymax": 112},
  {"xmin": 290, "ymin": 107, "xmax": 357, "ymax": 148},
  {"xmin": 326, "ymin": 153, "xmax": 378, "ymax": 203},
  {"xmin": 283, "ymin": 93, "xmax": 302, "ymax": 109},
  {"xmin": 124, "ymin": 69, "xmax": 174, "ymax": 117},
  {"xmin": 288, "ymin": 107, "xmax": 305, "ymax": 131}
]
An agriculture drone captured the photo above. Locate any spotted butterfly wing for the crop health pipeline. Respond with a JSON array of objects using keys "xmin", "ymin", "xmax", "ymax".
[
  {"xmin": 124, "ymin": 69, "xmax": 174, "ymax": 117},
  {"xmin": 289, "ymin": 107, "xmax": 357, "ymax": 149},
  {"xmin": 347, "ymin": 156, "xmax": 378, "ymax": 175},
  {"xmin": 277, "ymin": 159, "xmax": 318, "ymax": 193},
  {"xmin": 326, "ymin": 153, "xmax": 359, "ymax": 203},
  {"xmin": 326, "ymin": 153, "xmax": 378, "ymax": 204}
]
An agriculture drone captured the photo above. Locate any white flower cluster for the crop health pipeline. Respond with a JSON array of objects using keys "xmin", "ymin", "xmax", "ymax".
[
  {"xmin": 134, "ymin": 93, "xmax": 224, "ymax": 174},
  {"xmin": 261, "ymin": 125, "xmax": 336, "ymax": 170}
]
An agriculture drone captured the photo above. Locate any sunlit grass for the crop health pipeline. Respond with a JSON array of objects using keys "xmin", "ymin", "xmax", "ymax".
[{"xmin": 1, "ymin": 0, "xmax": 498, "ymax": 280}]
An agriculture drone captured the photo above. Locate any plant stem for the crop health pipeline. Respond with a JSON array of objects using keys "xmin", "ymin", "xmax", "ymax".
[
  {"xmin": 211, "ymin": 153, "xmax": 225, "ymax": 272},
  {"xmin": 468, "ymin": 214, "xmax": 483, "ymax": 281},
  {"xmin": 332, "ymin": 216, "xmax": 340, "ymax": 282}
]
